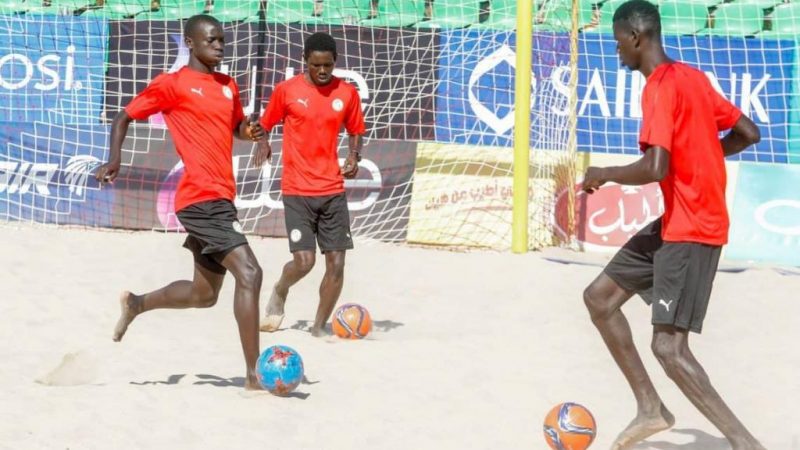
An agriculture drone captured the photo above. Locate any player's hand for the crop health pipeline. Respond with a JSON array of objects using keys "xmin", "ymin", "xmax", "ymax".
[
  {"xmin": 252, "ymin": 140, "xmax": 272, "ymax": 167},
  {"xmin": 582, "ymin": 166, "xmax": 607, "ymax": 194},
  {"xmin": 341, "ymin": 152, "xmax": 359, "ymax": 179},
  {"xmin": 95, "ymin": 160, "xmax": 121, "ymax": 185},
  {"xmin": 245, "ymin": 115, "xmax": 265, "ymax": 142}
]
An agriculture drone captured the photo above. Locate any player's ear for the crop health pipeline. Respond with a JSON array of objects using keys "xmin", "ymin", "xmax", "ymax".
[
  {"xmin": 630, "ymin": 28, "xmax": 641, "ymax": 48},
  {"xmin": 184, "ymin": 35, "xmax": 194, "ymax": 51}
]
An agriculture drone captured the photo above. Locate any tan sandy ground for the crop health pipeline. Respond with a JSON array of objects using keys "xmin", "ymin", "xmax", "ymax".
[{"xmin": 1, "ymin": 226, "xmax": 798, "ymax": 450}]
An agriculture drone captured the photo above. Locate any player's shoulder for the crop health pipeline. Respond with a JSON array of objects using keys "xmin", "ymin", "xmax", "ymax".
[
  {"xmin": 332, "ymin": 76, "xmax": 360, "ymax": 97},
  {"xmin": 273, "ymin": 74, "xmax": 303, "ymax": 93}
]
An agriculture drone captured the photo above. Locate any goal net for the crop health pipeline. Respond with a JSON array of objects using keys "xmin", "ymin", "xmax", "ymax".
[{"xmin": 1, "ymin": 0, "xmax": 793, "ymax": 250}]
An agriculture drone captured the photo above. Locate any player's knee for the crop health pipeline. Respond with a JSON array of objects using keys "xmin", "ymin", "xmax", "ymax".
[
  {"xmin": 325, "ymin": 258, "xmax": 345, "ymax": 280},
  {"xmin": 235, "ymin": 258, "xmax": 263, "ymax": 291},
  {"xmin": 651, "ymin": 334, "xmax": 680, "ymax": 369},
  {"xmin": 583, "ymin": 284, "xmax": 610, "ymax": 320},
  {"xmin": 191, "ymin": 288, "xmax": 219, "ymax": 308},
  {"xmin": 294, "ymin": 253, "xmax": 316, "ymax": 275}
]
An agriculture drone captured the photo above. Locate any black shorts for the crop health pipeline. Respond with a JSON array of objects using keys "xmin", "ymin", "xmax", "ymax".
[
  {"xmin": 283, "ymin": 193, "xmax": 354, "ymax": 253},
  {"xmin": 603, "ymin": 218, "xmax": 722, "ymax": 333},
  {"xmin": 176, "ymin": 199, "xmax": 248, "ymax": 274}
]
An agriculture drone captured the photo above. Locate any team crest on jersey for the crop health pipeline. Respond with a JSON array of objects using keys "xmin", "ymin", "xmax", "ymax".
[
  {"xmin": 222, "ymin": 85, "xmax": 233, "ymax": 99},
  {"xmin": 331, "ymin": 98, "xmax": 344, "ymax": 112}
]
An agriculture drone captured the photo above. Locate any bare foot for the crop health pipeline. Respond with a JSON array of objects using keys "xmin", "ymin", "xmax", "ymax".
[
  {"xmin": 259, "ymin": 285, "xmax": 286, "ymax": 332},
  {"xmin": 310, "ymin": 325, "xmax": 329, "ymax": 338},
  {"xmin": 112, "ymin": 291, "xmax": 141, "ymax": 342},
  {"xmin": 611, "ymin": 403, "xmax": 675, "ymax": 450},
  {"xmin": 244, "ymin": 376, "xmax": 266, "ymax": 391}
]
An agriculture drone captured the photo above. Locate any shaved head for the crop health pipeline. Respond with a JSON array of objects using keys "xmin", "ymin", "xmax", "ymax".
[{"xmin": 613, "ymin": 0, "xmax": 661, "ymax": 38}]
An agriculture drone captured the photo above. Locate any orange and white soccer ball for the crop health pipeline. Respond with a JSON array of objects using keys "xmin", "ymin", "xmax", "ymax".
[
  {"xmin": 332, "ymin": 303, "xmax": 372, "ymax": 339},
  {"xmin": 543, "ymin": 402, "xmax": 597, "ymax": 450}
]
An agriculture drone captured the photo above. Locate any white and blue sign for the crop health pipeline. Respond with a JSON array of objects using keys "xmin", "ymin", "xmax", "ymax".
[
  {"xmin": 0, "ymin": 16, "xmax": 107, "ymax": 124},
  {"xmin": 435, "ymin": 29, "xmax": 571, "ymax": 148},
  {"xmin": 0, "ymin": 124, "xmax": 112, "ymax": 226},
  {"xmin": 436, "ymin": 32, "xmax": 796, "ymax": 164},
  {"xmin": 727, "ymin": 163, "xmax": 800, "ymax": 267},
  {"xmin": 578, "ymin": 35, "xmax": 795, "ymax": 163}
]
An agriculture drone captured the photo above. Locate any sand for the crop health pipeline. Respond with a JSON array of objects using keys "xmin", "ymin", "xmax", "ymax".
[{"xmin": 1, "ymin": 225, "xmax": 798, "ymax": 450}]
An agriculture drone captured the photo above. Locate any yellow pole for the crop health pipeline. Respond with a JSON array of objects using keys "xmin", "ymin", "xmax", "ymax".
[{"xmin": 512, "ymin": 0, "xmax": 533, "ymax": 253}]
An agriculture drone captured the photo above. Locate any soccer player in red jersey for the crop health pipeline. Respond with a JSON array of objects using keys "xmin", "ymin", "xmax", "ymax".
[
  {"xmin": 254, "ymin": 32, "xmax": 366, "ymax": 337},
  {"xmin": 94, "ymin": 15, "xmax": 268, "ymax": 390},
  {"xmin": 581, "ymin": 1, "xmax": 765, "ymax": 449}
]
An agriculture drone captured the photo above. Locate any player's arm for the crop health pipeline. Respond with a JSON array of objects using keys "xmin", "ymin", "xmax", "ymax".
[
  {"xmin": 582, "ymin": 146, "xmax": 669, "ymax": 193},
  {"xmin": 721, "ymin": 115, "xmax": 760, "ymax": 157},
  {"xmin": 96, "ymin": 74, "xmax": 175, "ymax": 184},
  {"xmin": 252, "ymin": 85, "xmax": 287, "ymax": 167},
  {"xmin": 341, "ymin": 134, "xmax": 363, "ymax": 179},
  {"xmin": 341, "ymin": 87, "xmax": 367, "ymax": 179},
  {"xmin": 95, "ymin": 111, "xmax": 134, "ymax": 183}
]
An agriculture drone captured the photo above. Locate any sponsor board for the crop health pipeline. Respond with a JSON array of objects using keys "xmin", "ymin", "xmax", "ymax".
[
  {"xmin": 556, "ymin": 153, "xmax": 740, "ymax": 251},
  {"xmin": 0, "ymin": 123, "xmax": 112, "ymax": 226},
  {"xmin": 435, "ymin": 31, "xmax": 793, "ymax": 163},
  {"xmin": 110, "ymin": 133, "xmax": 416, "ymax": 240},
  {"xmin": 0, "ymin": 16, "xmax": 107, "ymax": 123},
  {"xmin": 106, "ymin": 22, "xmax": 436, "ymax": 140},
  {"xmin": 435, "ymin": 29, "xmax": 571, "ymax": 148},
  {"xmin": 408, "ymin": 142, "xmax": 564, "ymax": 248},
  {"xmin": 727, "ymin": 163, "xmax": 800, "ymax": 267}
]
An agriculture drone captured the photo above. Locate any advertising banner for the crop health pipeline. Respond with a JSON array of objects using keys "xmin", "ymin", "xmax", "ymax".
[
  {"xmin": 408, "ymin": 142, "xmax": 557, "ymax": 248},
  {"xmin": 578, "ymin": 35, "xmax": 795, "ymax": 163},
  {"xmin": 106, "ymin": 22, "xmax": 437, "ymax": 141},
  {"xmin": 727, "ymin": 163, "xmax": 800, "ymax": 267},
  {"xmin": 435, "ymin": 29, "xmax": 571, "ymax": 149},
  {"xmin": 110, "ymin": 134, "xmax": 416, "ymax": 241},
  {"xmin": 435, "ymin": 31, "xmax": 794, "ymax": 164},
  {"xmin": 0, "ymin": 16, "xmax": 107, "ymax": 124},
  {"xmin": 0, "ymin": 123, "xmax": 112, "ymax": 226}
]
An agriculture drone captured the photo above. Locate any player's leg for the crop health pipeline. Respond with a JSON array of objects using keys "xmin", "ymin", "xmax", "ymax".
[
  {"xmin": 651, "ymin": 326, "xmax": 764, "ymax": 450},
  {"xmin": 262, "ymin": 250, "xmax": 316, "ymax": 331},
  {"xmin": 218, "ymin": 244, "xmax": 264, "ymax": 390},
  {"xmin": 584, "ymin": 219, "xmax": 674, "ymax": 449},
  {"xmin": 112, "ymin": 238, "xmax": 226, "ymax": 342},
  {"xmin": 312, "ymin": 250, "xmax": 345, "ymax": 337},
  {"xmin": 261, "ymin": 195, "xmax": 318, "ymax": 332},
  {"xmin": 584, "ymin": 274, "xmax": 674, "ymax": 450},
  {"xmin": 650, "ymin": 243, "xmax": 764, "ymax": 449},
  {"xmin": 312, "ymin": 193, "xmax": 353, "ymax": 337}
]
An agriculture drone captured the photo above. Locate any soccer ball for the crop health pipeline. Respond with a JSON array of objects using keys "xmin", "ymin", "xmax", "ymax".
[
  {"xmin": 543, "ymin": 402, "xmax": 597, "ymax": 450},
  {"xmin": 332, "ymin": 303, "xmax": 372, "ymax": 339},
  {"xmin": 255, "ymin": 345, "xmax": 304, "ymax": 395}
]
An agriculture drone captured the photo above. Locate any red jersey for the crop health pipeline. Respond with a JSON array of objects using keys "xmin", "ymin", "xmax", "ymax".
[
  {"xmin": 260, "ymin": 74, "xmax": 366, "ymax": 196},
  {"xmin": 125, "ymin": 66, "xmax": 244, "ymax": 212},
  {"xmin": 639, "ymin": 62, "xmax": 742, "ymax": 245}
]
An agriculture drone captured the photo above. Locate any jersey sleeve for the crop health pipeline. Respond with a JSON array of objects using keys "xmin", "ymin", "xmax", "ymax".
[
  {"xmin": 344, "ymin": 85, "xmax": 366, "ymax": 135},
  {"xmin": 710, "ymin": 87, "xmax": 742, "ymax": 131},
  {"xmin": 638, "ymin": 74, "xmax": 676, "ymax": 153},
  {"xmin": 259, "ymin": 83, "xmax": 286, "ymax": 131},
  {"xmin": 230, "ymin": 79, "xmax": 245, "ymax": 129},
  {"xmin": 124, "ymin": 73, "xmax": 177, "ymax": 120}
]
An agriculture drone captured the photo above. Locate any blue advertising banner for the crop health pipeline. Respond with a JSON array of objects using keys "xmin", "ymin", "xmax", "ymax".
[
  {"xmin": 435, "ymin": 30, "xmax": 571, "ymax": 148},
  {"xmin": 578, "ymin": 35, "xmax": 795, "ymax": 163},
  {"xmin": 436, "ymin": 31, "xmax": 795, "ymax": 164},
  {"xmin": 0, "ymin": 16, "xmax": 107, "ymax": 124},
  {"xmin": 0, "ymin": 123, "xmax": 112, "ymax": 226},
  {"xmin": 727, "ymin": 163, "xmax": 800, "ymax": 267}
]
